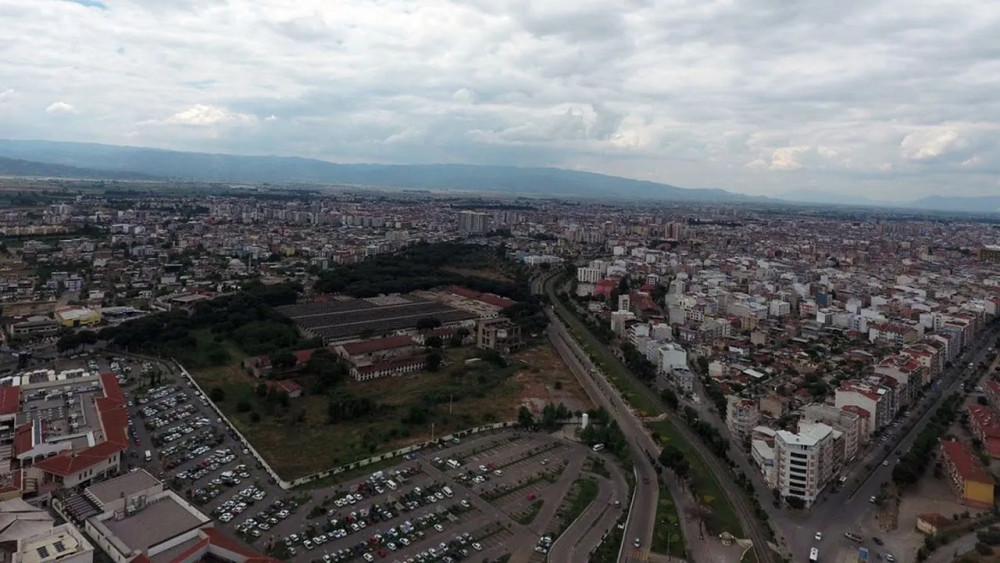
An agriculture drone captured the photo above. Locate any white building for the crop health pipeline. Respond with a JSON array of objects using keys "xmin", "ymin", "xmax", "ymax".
[
  {"xmin": 774, "ymin": 422, "xmax": 836, "ymax": 507},
  {"xmin": 577, "ymin": 267, "xmax": 601, "ymax": 284}
]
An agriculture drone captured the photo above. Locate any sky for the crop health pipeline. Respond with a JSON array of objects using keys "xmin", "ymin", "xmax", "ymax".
[{"xmin": 1, "ymin": 0, "xmax": 999, "ymax": 201}]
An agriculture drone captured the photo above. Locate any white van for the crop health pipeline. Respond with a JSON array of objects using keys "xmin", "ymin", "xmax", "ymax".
[
  {"xmin": 592, "ymin": 444, "xmax": 605, "ymax": 452},
  {"xmin": 144, "ymin": 450, "xmax": 152, "ymax": 462},
  {"xmin": 447, "ymin": 459, "xmax": 461, "ymax": 469},
  {"xmin": 442, "ymin": 486, "xmax": 453, "ymax": 498}
]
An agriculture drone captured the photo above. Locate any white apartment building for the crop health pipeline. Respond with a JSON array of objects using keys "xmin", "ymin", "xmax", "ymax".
[
  {"xmin": 774, "ymin": 422, "xmax": 836, "ymax": 507},
  {"xmin": 577, "ymin": 267, "xmax": 601, "ymax": 284}
]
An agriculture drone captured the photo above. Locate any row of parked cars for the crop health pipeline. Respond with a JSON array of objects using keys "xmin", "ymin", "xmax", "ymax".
[
  {"xmin": 234, "ymin": 499, "xmax": 299, "ymax": 539},
  {"xmin": 214, "ymin": 485, "xmax": 270, "ymax": 522}
]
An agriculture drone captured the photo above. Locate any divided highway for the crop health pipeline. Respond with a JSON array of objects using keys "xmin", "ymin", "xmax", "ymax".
[
  {"xmin": 547, "ymin": 322, "xmax": 659, "ymax": 561},
  {"xmin": 541, "ymin": 273, "xmax": 777, "ymax": 563}
]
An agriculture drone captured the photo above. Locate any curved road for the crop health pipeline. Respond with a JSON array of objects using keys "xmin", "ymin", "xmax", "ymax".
[
  {"xmin": 549, "ymin": 468, "xmax": 628, "ymax": 563},
  {"xmin": 542, "ymin": 273, "xmax": 776, "ymax": 563}
]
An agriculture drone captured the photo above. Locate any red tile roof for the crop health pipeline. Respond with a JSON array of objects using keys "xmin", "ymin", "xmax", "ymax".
[
  {"xmin": 941, "ymin": 440, "xmax": 992, "ymax": 483},
  {"xmin": 200, "ymin": 528, "xmax": 280, "ymax": 563},
  {"xmin": 264, "ymin": 379, "xmax": 302, "ymax": 395},
  {"xmin": 293, "ymin": 349, "xmax": 317, "ymax": 365},
  {"xmin": 0, "ymin": 386, "xmax": 20, "ymax": 416},
  {"xmin": 13, "ymin": 423, "xmax": 33, "ymax": 456},
  {"xmin": 445, "ymin": 286, "xmax": 515, "ymax": 309},
  {"xmin": 338, "ymin": 335, "xmax": 416, "ymax": 356},
  {"xmin": 355, "ymin": 355, "xmax": 428, "ymax": 377}
]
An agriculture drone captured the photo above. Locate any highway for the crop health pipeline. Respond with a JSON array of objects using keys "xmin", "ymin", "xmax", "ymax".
[
  {"xmin": 781, "ymin": 322, "xmax": 1000, "ymax": 562},
  {"xmin": 547, "ymin": 322, "xmax": 659, "ymax": 561},
  {"xmin": 541, "ymin": 273, "xmax": 777, "ymax": 563}
]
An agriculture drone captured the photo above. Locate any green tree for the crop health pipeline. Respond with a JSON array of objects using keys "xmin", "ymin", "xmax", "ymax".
[
  {"xmin": 209, "ymin": 387, "xmax": 225, "ymax": 402},
  {"xmin": 427, "ymin": 350, "xmax": 443, "ymax": 372},
  {"xmin": 270, "ymin": 350, "xmax": 297, "ymax": 370},
  {"xmin": 518, "ymin": 406, "xmax": 535, "ymax": 428},
  {"xmin": 425, "ymin": 335, "xmax": 443, "ymax": 349}
]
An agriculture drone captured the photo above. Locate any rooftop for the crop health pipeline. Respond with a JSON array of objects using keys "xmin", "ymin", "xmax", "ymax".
[
  {"xmin": 86, "ymin": 469, "xmax": 160, "ymax": 508},
  {"xmin": 103, "ymin": 496, "xmax": 206, "ymax": 553}
]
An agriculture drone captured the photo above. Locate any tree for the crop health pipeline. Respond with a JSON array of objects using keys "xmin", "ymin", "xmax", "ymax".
[
  {"xmin": 518, "ymin": 406, "xmax": 535, "ymax": 428},
  {"xmin": 425, "ymin": 335, "xmax": 443, "ymax": 349},
  {"xmin": 236, "ymin": 400, "xmax": 252, "ymax": 413},
  {"xmin": 256, "ymin": 382, "xmax": 268, "ymax": 397},
  {"xmin": 660, "ymin": 388, "xmax": 679, "ymax": 410},
  {"xmin": 209, "ymin": 387, "xmax": 226, "ymax": 402},
  {"xmin": 427, "ymin": 350, "xmax": 443, "ymax": 372},
  {"xmin": 785, "ymin": 496, "xmax": 805, "ymax": 510}
]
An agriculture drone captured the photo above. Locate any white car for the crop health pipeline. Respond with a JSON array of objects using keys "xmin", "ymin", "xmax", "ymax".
[{"xmin": 814, "ymin": 532, "xmax": 822, "ymax": 541}]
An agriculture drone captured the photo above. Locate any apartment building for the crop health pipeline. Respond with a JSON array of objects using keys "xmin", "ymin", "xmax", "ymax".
[
  {"xmin": 835, "ymin": 380, "xmax": 893, "ymax": 436},
  {"xmin": 967, "ymin": 405, "xmax": 1000, "ymax": 458},
  {"xmin": 726, "ymin": 397, "xmax": 760, "ymax": 441},
  {"xmin": 773, "ymin": 422, "xmax": 837, "ymax": 508},
  {"xmin": 800, "ymin": 403, "xmax": 862, "ymax": 461}
]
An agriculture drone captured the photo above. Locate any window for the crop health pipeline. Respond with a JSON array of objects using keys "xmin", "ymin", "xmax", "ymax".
[
  {"xmin": 37, "ymin": 547, "xmax": 50, "ymax": 559},
  {"xmin": 54, "ymin": 541, "xmax": 66, "ymax": 553}
]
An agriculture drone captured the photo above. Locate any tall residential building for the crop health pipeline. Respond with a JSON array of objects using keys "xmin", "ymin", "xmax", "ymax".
[
  {"xmin": 577, "ymin": 267, "xmax": 601, "ymax": 284},
  {"xmin": 726, "ymin": 397, "xmax": 760, "ymax": 440},
  {"xmin": 774, "ymin": 422, "xmax": 836, "ymax": 507},
  {"xmin": 457, "ymin": 211, "xmax": 489, "ymax": 234},
  {"xmin": 835, "ymin": 380, "xmax": 892, "ymax": 435}
]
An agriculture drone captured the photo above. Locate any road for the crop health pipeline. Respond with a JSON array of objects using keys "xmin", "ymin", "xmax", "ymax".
[
  {"xmin": 781, "ymin": 323, "xmax": 1000, "ymax": 562},
  {"xmin": 542, "ymin": 273, "xmax": 777, "ymax": 563},
  {"xmin": 549, "ymin": 468, "xmax": 628, "ymax": 563},
  {"xmin": 547, "ymin": 323, "xmax": 659, "ymax": 562}
]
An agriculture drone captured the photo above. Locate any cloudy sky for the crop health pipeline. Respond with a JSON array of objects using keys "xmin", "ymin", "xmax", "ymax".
[{"xmin": 1, "ymin": 0, "xmax": 999, "ymax": 200}]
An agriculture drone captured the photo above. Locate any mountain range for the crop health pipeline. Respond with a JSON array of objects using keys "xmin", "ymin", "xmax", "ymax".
[
  {"xmin": 0, "ymin": 139, "xmax": 752, "ymax": 203},
  {"xmin": 0, "ymin": 139, "xmax": 995, "ymax": 212}
]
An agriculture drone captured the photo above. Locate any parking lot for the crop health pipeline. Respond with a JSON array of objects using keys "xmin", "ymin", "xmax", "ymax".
[
  {"xmin": 184, "ymin": 431, "xmax": 629, "ymax": 563},
  {"xmin": 80, "ymin": 353, "xmax": 627, "ymax": 563}
]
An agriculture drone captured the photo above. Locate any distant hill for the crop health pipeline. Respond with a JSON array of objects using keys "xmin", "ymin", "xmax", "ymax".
[
  {"xmin": 0, "ymin": 155, "xmax": 157, "ymax": 180},
  {"xmin": 907, "ymin": 195, "xmax": 1000, "ymax": 214},
  {"xmin": 0, "ymin": 139, "xmax": 759, "ymax": 202}
]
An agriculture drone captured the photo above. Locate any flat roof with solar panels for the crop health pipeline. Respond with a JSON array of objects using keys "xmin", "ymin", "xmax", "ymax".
[{"xmin": 277, "ymin": 295, "xmax": 477, "ymax": 344}]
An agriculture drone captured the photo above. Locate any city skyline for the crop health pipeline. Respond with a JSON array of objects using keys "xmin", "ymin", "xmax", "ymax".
[{"xmin": 2, "ymin": 1, "xmax": 999, "ymax": 200}]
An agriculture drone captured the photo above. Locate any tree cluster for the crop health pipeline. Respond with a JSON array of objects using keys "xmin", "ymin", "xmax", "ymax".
[
  {"xmin": 893, "ymin": 393, "xmax": 961, "ymax": 486},
  {"xmin": 98, "ymin": 281, "xmax": 302, "ymax": 367}
]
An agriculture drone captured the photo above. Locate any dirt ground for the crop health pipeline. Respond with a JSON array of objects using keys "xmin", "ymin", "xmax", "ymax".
[
  {"xmin": 439, "ymin": 266, "xmax": 514, "ymax": 282},
  {"xmin": 879, "ymin": 467, "xmax": 976, "ymax": 561},
  {"xmin": 514, "ymin": 343, "xmax": 594, "ymax": 415}
]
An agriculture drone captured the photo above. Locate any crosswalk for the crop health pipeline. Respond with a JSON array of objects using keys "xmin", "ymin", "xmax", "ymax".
[{"xmin": 624, "ymin": 548, "xmax": 650, "ymax": 561}]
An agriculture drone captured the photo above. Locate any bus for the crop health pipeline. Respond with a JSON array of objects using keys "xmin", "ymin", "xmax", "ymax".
[{"xmin": 809, "ymin": 547, "xmax": 819, "ymax": 562}]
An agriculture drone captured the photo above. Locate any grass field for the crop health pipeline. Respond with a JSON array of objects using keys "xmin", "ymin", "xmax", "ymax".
[
  {"xmin": 646, "ymin": 419, "xmax": 744, "ymax": 537},
  {"xmin": 651, "ymin": 483, "xmax": 687, "ymax": 558},
  {"xmin": 192, "ymin": 345, "xmax": 527, "ymax": 480}
]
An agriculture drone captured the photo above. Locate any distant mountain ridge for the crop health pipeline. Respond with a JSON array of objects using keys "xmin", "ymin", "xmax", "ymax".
[
  {"xmin": 0, "ymin": 139, "xmax": 757, "ymax": 202},
  {"xmin": 0, "ymin": 154, "xmax": 158, "ymax": 180}
]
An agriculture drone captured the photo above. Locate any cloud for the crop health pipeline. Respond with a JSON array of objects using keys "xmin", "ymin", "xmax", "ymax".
[
  {"xmin": 45, "ymin": 102, "xmax": 76, "ymax": 114},
  {"xmin": 158, "ymin": 104, "xmax": 257, "ymax": 126},
  {"xmin": 2, "ymin": 0, "xmax": 1000, "ymax": 199},
  {"xmin": 0, "ymin": 89, "xmax": 15, "ymax": 106},
  {"xmin": 900, "ymin": 129, "xmax": 961, "ymax": 160}
]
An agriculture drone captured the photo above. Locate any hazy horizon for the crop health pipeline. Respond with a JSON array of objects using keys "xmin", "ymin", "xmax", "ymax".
[{"xmin": 2, "ymin": 1, "xmax": 999, "ymax": 200}]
